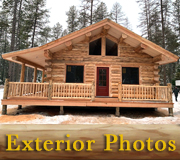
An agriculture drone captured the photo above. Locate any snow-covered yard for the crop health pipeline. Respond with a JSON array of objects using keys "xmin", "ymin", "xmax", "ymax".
[{"xmin": 0, "ymin": 88, "xmax": 180, "ymax": 124}]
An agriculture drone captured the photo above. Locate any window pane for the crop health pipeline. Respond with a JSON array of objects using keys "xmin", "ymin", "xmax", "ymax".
[
  {"xmin": 89, "ymin": 38, "xmax": 101, "ymax": 55},
  {"xmin": 122, "ymin": 67, "xmax": 139, "ymax": 84},
  {"xmin": 99, "ymin": 69, "xmax": 107, "ymax": 86},
  {"xmin": 106, "ymin": 38, "xmax": 118, "ymax": 56},
  {"xmin": 66, "ymin": 65, "xmax": 84, "ymax": 83}
]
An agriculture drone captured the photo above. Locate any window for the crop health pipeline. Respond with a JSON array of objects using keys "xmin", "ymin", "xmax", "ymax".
[
  {"xmin": 66, "ymin": 65, "xmax": 84, "ymax": 83},
  {"xmin": 89, "ymin": 38, "xmax": 101, "ymax": 55},
  {"xmin": 122, "ymin": 67, "xmax": 139, "ymax": 84},
  {"xmin": 106, "ymin": 38, "xmax": 118, "ymax": 56},
  {"xmin": 99, "ymin": 69, "xmax": 107, "ymax": 86}
]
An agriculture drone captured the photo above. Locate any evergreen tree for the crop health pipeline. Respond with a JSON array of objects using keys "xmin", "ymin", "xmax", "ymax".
[
  {"xmin": 61, "ymin": 29, "xmax": 68, "ymax": 37},
  {"xmin": 110, "ymin": 2, "xmax": 126, "ymax": 25},
  {"xmin": 51, "ymin": 22, "xmax": 63, "ymax": 40},
  {"xmin": 80, "ymin": 0, "xmax": 100, "ymax": 25},
  {"xmin": 137, "ymin": 0, "xmax": 179, "ymax": 85},
  {"xmin": 38, "ymin": 26, "xmax": 51, "ymax": 45},
  {"xmin": 0, "ymin": 0, "xmax": 50, "ymax": 83},
  {"xmin": 93, "ymin": 2, "xmax": 109, "ymax": 23},
  {"xmin": 66, "ymin": 5, "xmax": 78, "ymax": 33},
  {"xmin": 78, "ymin": 4, "xmax": 89, "ymax": 29},
  {"xmin": 124, "ymin": 17, "xmax": 132, "ymax": 30}
]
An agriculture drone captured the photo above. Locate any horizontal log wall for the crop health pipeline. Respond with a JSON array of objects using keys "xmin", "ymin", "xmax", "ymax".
[
  {"xmin": 45, "ymin": 39, "xmax": 159, "ymax": 97},
  {"xmin": 85, "ymin": 64, "xmax": 95, "ymax": 83},
  {"xmin": 110, "ymin": 65, "xmax": 121, "ymax": 97}
]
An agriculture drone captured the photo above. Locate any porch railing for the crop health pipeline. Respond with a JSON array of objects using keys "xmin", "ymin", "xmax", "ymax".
[
  {"xmin": 8, "ymin": 82, "xmax": 49, "ymax": 98},
  {"xmin": 118, "ymin": 83, "xmax": 172, "ymax": 102},
  {"xmin": 52, "ymin": 83, "xmax": 92, "ymax": 99},
  {"xmin": 7, "ymin": 81, "xmax": 95, "ymax": 100},
  {"xmin": 5, "ymin": 80, "xmax": 172, "ymax": 103}
]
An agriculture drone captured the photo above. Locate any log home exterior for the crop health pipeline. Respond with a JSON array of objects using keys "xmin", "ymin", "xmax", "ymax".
[{"xmin": 1, "ymin": 19, "xmax": 179, "ymax": 116}]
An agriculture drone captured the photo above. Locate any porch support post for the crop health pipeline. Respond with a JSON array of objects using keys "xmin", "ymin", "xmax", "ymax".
[
  {"xmin": 42, "ymin": 69, "xmax": 45, "ymax": 83},
  {"xmin": 20, "ymin": 63, "xmax": 25, "ymax": 82},
  {"xmin": 91, "ymin": 81, "xmax": 95, "ymax": 101},
  {"xmin": 118, "ymin": 82, "xmax": 122, "ymax": 102},
  {"xmin": 48, "ymin": 80, "xmax": 52, "ymax": 100},
  {"xmin": 155, "ymin": 83, "xmax": 159, "ymax": 99},
  {"xmin": 167, "ymin": 83, "xmax": 173, "ymax": 117},
  {"xmin": 33, "ymin": 67, "xmax": 37, "ymax": 82},
  {"xmin": 59, "ymin": 106, "xmax": 64, "ymax": 115},
  {"xmin": 2, "ymin": 79, "xmax": 9, "ymax": 115},
  {"xmin": 167, "ymin": 83, "xmax": 172, "ymax": 103},
  {"xmin": 169, "ymin": 108, "xmax": 173, "ymax": 117},
  {"xmin": 18, "ymin": 105, "xmax": 22, "ymax": 110},
  {"xmin": 115, "ymin": 107, "xmax": 120, "ymax": 117}
]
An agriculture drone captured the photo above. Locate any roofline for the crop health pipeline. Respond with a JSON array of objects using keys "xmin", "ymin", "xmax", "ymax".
[
  {"xmin": 107, "ymin": 20, "xmax": 179, "ymax": 61},
  {"xmin": 2, "ymin": 18, "xmax": 179, "ymax": 63},
  {"xmin": 2, "ymin": 19, "xmax": 110, "ymax": 59}
]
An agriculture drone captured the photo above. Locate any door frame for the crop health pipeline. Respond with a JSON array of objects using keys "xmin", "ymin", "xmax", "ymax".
[{"xmin": 95, "ymin": 64, "xmax": 110, "ymax": 97}]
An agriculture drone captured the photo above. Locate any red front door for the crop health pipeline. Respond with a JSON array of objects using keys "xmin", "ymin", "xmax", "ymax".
[{"xmin": 96, "ymin": 67, "xmax": 109, "ymax": 96}]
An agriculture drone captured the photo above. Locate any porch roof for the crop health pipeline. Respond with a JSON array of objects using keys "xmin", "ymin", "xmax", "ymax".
[{"xmin": 2, "ymin": 19, "xmax": 179, "ymax": 70}]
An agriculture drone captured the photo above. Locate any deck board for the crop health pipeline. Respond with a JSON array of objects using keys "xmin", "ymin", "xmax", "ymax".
[{"xmin": 1, "ymin": 98, "xmax": 173, "ymax": 108}]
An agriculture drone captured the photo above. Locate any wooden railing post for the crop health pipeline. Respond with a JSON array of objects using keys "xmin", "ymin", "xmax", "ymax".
[
  {"xmin": 2, "ymin": 78, "xmax": 9, "ymax": 115},
  {"xmin": 42, "ymin": 69, "xmax": 45, "ymax": 83},
  {"xmin": 167, "ymin": 83, "xmax": 172, "ymax": 103},
  {"xmin": 167, "ymin": 83, "xmax": 173, "ymax": 116},
  {"xmin": 91, "ymin": 81, "xmax": 95, "ymax": 101},
  {"xmin": 48, "ymin": 80, "xmax": 52, "ymax": 100},
  {"xmin": 155, "ymin": 83, "xmax": 159, "ymax": 99},
  {"xmin": 20, "ymin": 63, "xmax": 25, "ymax": 82},
  {"xmin": 33, "ymin": 67, "xmax": 37, "ymax": 82},
  {"xmin": 118, "ymin": 82, "xmax": 122, "ymax": 102}
]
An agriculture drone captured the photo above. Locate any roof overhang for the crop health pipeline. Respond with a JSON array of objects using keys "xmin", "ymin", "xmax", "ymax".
[{"xmin": 2, "ymin": 19, "xmax": 179, "ymax": 69}]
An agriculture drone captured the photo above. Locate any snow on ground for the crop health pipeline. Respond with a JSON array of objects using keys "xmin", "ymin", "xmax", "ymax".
[{"xmin": 0, "ymin": 88, "xmax": 180, "ymax": 124}]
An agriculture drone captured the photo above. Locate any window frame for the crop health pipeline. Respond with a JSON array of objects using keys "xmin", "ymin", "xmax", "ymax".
[
  {"xmin": 88, "ymin": 35, "xmax": 119, "ymax": 57},
  {"xmin": 121, "ymin": 66, "xmax": 140, "ymax": 85},
  {"xmin": 65, "ymin": 64, "xmax": 85, "ymax": 83},
  {"xmin": 89, "ymin": 36, "xmax": 102, "ymax": 56},
  {"xmin": 105, "ymin": 38, "xmax": 118, "ymax": 56}
]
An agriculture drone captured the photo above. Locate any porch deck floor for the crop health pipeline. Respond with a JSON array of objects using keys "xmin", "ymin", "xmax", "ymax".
[{"xmin": 1, "ymin": 97, "xmax": 173, "ymax": 108}]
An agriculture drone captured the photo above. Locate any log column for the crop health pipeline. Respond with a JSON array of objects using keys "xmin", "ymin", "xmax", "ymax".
[
  {"xmin": 167, "ymin": 83, "xmax": 173, "ymax": 117},
  {"xmin": 2, "ymin": 79, "xmax": 9, "ymax": 115},
  {"xmin": 91, "ymin": 81, "xmax": 95, "ymax": 101},
  {"xmin": 48, "ymin": 80, "xmax": 52, "ymax": 100},
  {"xmin": 33, "ymin": 67, "xmax": 37, "ymax": 82},
  {"xmin": 42, "ymin": 69, "xmax": 45, "ymax": 83},
  {"xmin": 118, "ymin": 82, "xmax": 122, "ymax": 102},
  {"xmin": 18, "ymin": 63, "xmax": 25, "ymax": 110},
  {"xmin": 20, "ymin": 63, "xmax": 25, "ymax": 82},
  {"xmin": 115, "ymin": 107, "xmax": 120, "ymax": 117},
  {"xmin": 59, "ymin": 106, "xmax": 64, "ymax": 115}
]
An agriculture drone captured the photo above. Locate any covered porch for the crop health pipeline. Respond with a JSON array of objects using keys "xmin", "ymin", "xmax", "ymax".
[{"xmin": 1, "ymin": 80, "xmax": 173, "ymax": 116}]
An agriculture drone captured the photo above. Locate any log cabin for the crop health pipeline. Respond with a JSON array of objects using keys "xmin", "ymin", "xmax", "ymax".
[{"xmin": 1, "ymin": 19, "xmax": 179, "ymax": 117}]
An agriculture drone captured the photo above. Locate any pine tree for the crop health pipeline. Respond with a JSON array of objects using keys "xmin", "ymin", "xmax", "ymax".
[
  {"xmin": 172, "ymin": 0, "xmax": 180, "ymax": 46},
  {"xmin": 137, "ymin": 0, "xmax": 179, "ymax": 85},
  {"xmin": 78, "ymin": 4, "xmax": 89, "ymax": 29},
  {"xmin": 110, "ymin": 2, "xmax": 126, "ymax": 25},
  {"xmin": 51, "ymin": 22, "xmax": 63, "ymax": 40},
  {"xmin": 124, "ymin": 17, "xmax": 132, "ymax": 30},
  {"xmin": 93, "ymin": 2, "xmax": 109, "ymax": 23},
  {"xmin": 38, "ymin": 26, "xmax": 51, "ymax": 45},
  {"xmin": 61, "ymin": 29, "xmax": 68, "ymax": 37},
  {"xmin": 66, "ymin": 5, "xmax": 78, "ymax": 33},
  {"xmin": 80, "ymin": 0, "xmax": 100, "ymax": 25}
]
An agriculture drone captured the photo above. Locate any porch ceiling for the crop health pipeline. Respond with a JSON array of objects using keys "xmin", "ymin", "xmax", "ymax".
[{"xmin": 2, "ymin": 19, "xmax": 179, "ymax": 69}]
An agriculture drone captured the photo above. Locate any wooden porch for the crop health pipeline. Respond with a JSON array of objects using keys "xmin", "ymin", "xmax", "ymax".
[{"xmin": 1, "ymin": 79, "xmax": 173, "ymax": 116}]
